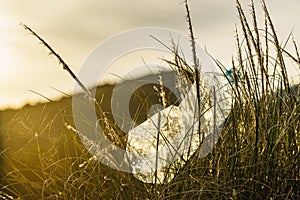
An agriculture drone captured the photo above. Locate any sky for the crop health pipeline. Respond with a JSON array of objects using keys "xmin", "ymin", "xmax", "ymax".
[{"xmin": 0, "ymin": 0, "xmax": 300, "ymax": 109}]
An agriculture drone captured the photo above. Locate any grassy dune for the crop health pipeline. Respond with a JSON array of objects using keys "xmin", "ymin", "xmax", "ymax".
[
  {"xmin": 0, "ymin": 84, "xmax": 147, "ymax": 199},
  {"xmin": 0, "ymin": 73, "xmax": 182, "ymax": 199},
  {"xmin": 1, "ymin": 0, "xmax": 300, "ymax": 199}
]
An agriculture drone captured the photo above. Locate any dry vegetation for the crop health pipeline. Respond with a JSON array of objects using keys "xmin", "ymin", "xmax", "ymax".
[{"xmin": 1, "ymin": 0, "xmax": 299, "ymax": 199}]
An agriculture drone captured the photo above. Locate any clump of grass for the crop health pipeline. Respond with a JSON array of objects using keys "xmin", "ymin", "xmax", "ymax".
[
  {"xmin": 1, "ymin": 0, "xmax": 299, "ymax": 199},
  {"xmin": 156, "ymin": 0, "xmax": 300, "ymax": 199}
]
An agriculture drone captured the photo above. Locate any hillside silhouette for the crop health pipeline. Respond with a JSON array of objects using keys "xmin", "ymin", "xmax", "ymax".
[{"xmin": 0, "ymin": 70, "xmax": 185, "ymax": 197}]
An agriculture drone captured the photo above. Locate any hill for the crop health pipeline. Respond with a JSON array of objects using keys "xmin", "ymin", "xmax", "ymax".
[{"xmin": 0, "ymin": 70, "xmax": 185, "ymax": 199}]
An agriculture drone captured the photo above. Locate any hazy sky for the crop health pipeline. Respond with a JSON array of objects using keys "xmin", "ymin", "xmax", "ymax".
[{"xmin": 1, "ymin": 0, "xmax": 300, "ymax": 109}]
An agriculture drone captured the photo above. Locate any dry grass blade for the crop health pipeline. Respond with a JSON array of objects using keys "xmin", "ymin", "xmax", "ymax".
[
  {"xmin": 20, "ymin": 23, "xmax": 95, "ymax": 103},
  {"xmin": 184, "ymin": 0, "xmax": 203, "ymax": 158}
]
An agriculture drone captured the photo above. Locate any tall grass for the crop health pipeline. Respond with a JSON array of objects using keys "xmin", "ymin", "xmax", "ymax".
[{"xmin": 1, "ymin": 0, "xmax": 299, "ymax": 199}]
